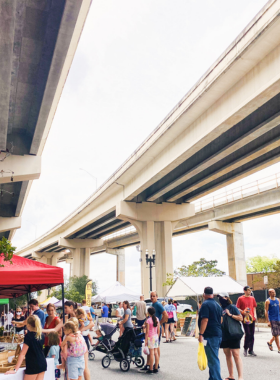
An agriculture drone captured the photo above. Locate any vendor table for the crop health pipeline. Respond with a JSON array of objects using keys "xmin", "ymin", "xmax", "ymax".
[{"xmin": 0, "ymin": 358, "xmax": 54, "ymax": 380}]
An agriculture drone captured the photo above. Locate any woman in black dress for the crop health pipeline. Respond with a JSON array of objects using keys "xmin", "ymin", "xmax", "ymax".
[{"xmin": 5, "ymin": 315, "xmax": 47, "ymax": 379}]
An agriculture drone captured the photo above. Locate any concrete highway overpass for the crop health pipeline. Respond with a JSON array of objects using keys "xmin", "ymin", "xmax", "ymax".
[
  {"xmin": 16, "ymin": 0, "xmax": 280, "ymax": 296},
  {"xmin": 0, "ymin": 0, "xmax": 91, "ymax": 239}
]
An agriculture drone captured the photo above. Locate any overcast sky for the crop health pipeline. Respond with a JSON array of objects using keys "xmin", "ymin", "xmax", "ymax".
[{"xmin": 13, "ymin": 0, "xmax": 280, "ymax": 293}]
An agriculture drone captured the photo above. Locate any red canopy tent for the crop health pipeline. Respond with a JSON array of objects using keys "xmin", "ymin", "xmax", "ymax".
[{"xmin": 0, "ymin": 255, "xmax": 64, "ymax": 298}]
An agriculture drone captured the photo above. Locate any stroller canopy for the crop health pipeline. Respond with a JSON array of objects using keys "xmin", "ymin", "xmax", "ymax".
[{"xmin": 100, "ymin": 322, "xmax": 117, "ymax": 336}]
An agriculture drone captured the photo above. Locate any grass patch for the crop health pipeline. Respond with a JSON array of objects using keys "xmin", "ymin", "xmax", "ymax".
[{"xmin": 177, "ymin": 311, "xmax": 196, "ymax": 319}]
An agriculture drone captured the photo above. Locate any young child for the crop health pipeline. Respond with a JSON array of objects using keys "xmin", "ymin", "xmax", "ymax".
[
  {"xmin": 57, "ymin": 317, "xmax": 80, "ymax": 371},
  {"xmin": 5, "ymin": 315, "xmax": 47, "ymax": 376},
  {"xmin": 76, "ymin": 308, "xmax": 94, "ymax": 348},
  {"xmin": 59, "ymin": 321, "xmax": 87, "ymax": 380},
  {"xmin": 47, "ymin": 332, "xmax": 61, "ymax": 379},
  {"xmin": 145, "ymin": 307, "xmax": 160, "ymax": 374}
]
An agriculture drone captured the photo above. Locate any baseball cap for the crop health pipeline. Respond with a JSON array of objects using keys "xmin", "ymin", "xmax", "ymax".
[
  {"xmin": 218, "ymin": 292, "xmax": 229, "ymax": 297},
  {"xmin": 204, "ymin": 287, "xmax": 213, "ymax": 295},
  {"xmin": 243, "ymin": 286, "xmax": 252, "ymax": 291}
]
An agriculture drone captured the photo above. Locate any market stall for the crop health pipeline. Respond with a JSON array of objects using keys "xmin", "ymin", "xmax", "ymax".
[
  {"xmin": 166, "ymin": 275, "xmax": 244, "ymax": 298},
  {"xmin": 39, "ymin": 296, "xmax": 59, "ymax": 308},
  {"xmin": 92, "ymin": 281, "xmax": 140, "ymax": 303},
  {"xmin": 0, "ymin": 255, "xmax": 64, "ymax": 299},
  {"xmin": 0, "ymin": 256, "xmax": 64, "ymax": 376}
]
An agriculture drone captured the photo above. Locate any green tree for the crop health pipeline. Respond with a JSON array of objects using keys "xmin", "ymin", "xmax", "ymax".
[
  {"xmin": 175, "ymin": 258, "xmax": 225, "ymax": 278},
  {"xmin": 163, "ymin": 258, "xmax": 225, "ymax": 287},
  {"xmin": 50, "ymin": 275, "xmax": 98, "ymax": 304},
  {"xmin": 0, "ymin": 237, "xmax": 16, "ymax": 267},
  {"xmin": 269, "ymin": 260, "xmax": 280, "ymax": 289},
  {"xmin": 246, "ymin": 255, "xmax": 278, "ymax": 273}
]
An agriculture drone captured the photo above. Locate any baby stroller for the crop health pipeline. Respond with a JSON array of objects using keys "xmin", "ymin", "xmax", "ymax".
[
  {"xmin": 101, "ymin": 326, "xmax": 145, "ymax": 372},
  {"xmin": 88, "ymin": 322, "xmax": 117, "ymax": 361}
]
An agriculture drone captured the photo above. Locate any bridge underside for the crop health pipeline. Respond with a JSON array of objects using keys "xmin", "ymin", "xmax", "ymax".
[
  {"xmin": 132, "ymin": 93, "xmax": 280, "ymax": 204},
  {"xmin": 0, "ymin": 0, "xmax": 89, "ymax": 240}
]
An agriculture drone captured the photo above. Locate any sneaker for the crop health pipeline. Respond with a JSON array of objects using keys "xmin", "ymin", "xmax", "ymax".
[
  {"xmin": 153, "ymin": 369, "xmax": 158, "ymax": 374},
  {"xmin": 140, "ymin": 365, "xmax": 150, "ymax": 372},
  {"xmin": 243, "ymin": 349, "xmax": 248, "ymax": 357},
  {"xmin": 146, "ymin": 370, "xmax": 153, "ymax": 375},
  {"xmin": 153, "ymin": 364, "xmax": 160, "ymax": 370},
  {"xmin": 248, "ymin": 351, "xmax": 257, "ymax": 357}
]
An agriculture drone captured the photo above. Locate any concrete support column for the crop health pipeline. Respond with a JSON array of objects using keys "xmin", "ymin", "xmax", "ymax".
[
  {"xmin": 106, "ymin": 248, "xmax": 126, "ymax": 286},
  {"xmin": 71, "ymin": 248, "xmax": 91, "ymax": 278},
  {"xmin": 140, "ymin": 221, "xmax": 156, "ymax": 298},
  {"xmin": 84, "ymin": 248, "xmax": 91, "ymax": 278},
  {"xmin": 66, "ymin": 259, "xmax": 73, "ymax": 277},
  {"xmin": 116, "ymin": 250, "xmax": 125, "ymax": 286},
  {"xmin": 155, "ymin": 221, "xmax": 174, "ymax": 297},
  {"xmin": 208, "ymin": 221, "xmax": 247, "ymax": 286},
  {"xmin": 36, "ymin": 255, "xmax": 47, "ymax": 265},
  {"xmin": 72, "ymin": 249, "xmax": 80, "ymax": 277}
]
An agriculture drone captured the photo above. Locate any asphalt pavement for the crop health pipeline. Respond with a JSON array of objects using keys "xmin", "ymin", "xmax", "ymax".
[{"xmin": 88, "ymin": 328, "xmax": 279, "ymax": 379}]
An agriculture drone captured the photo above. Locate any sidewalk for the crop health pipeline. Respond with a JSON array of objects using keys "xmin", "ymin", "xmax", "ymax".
[{"xmin": 88, "ymin": 328, "xmax": 278, "ymax": 379}]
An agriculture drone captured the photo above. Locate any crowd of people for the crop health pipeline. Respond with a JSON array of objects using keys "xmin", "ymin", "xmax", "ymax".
[
  {"xmin": 1, "ymin": 285, "xmax": 279, "ymax": 379},
  {"xmin": 198, "ymin": 285, "xmax": 280, "ymax": 380}
]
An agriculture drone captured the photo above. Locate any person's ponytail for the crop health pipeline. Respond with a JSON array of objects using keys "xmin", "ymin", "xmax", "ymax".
[
  {"xmin": 27, "ymin": 315, "xmax": 42, "ymax": 340},
  {"xmin": 152, "ymin": 314, "xmax": 158, "ymax": 328},
  {"xmin": 147, "ymin": 307, "xmax": 158, "ymax": 327}
]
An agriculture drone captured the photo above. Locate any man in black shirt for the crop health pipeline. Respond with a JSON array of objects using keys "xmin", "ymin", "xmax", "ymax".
[{"xmin": 198, "ymin": 287, "xmax": 223, "ymax": 380}]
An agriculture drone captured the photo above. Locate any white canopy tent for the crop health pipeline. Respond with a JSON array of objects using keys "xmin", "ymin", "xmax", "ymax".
[
  {"xmin": 166, "ymin": 276, "xmax": 244, "ymax": 298},
  {"xmin": 39, "ymin": 296, "xmax": 60, "ymax": 307},
  {"xmin": 92, "ymin": 281, "xmax": 141, "ymax": 303}
]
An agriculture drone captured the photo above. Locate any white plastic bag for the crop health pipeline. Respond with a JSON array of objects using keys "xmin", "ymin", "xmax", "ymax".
[{"xmin": 143, "ymin": 346, "xmax": 150, "ymax": 355}]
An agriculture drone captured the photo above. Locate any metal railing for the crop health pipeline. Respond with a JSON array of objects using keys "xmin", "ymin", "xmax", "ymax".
[
  {"xmin": 193, "ymin": 173, "xmax": 280, "ymax": 213},
  {"xmin": 102, "ymin": 225, "xmax": 137, "ymax": 241}
]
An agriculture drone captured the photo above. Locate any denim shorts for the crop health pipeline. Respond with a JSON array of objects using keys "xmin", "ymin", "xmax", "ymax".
[{"xmin": 67, "ymin": 356, "xmax": 85, "ymax": 379}]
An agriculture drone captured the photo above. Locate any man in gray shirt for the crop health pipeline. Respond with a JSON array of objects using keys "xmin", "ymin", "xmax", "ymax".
[{"xmin": 136, "ymin": 295, "xmax": 146, "ymax": 327}]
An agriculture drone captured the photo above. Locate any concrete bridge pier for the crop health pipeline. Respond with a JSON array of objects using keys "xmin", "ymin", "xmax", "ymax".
[
  {"xmin": 116, "ymin": 201, "xmax": 195, "ymax": 297},
  {"xmin": 68, "ymin": 248, "xmax": 91, "ymax": 278},
  {"xmin": 208, "ymin": 221, "xmax": 247, "ymax": 286},
  {"xmin": 106, "ymin": 248, "xmax": 125, "ymax": 286},
  {"xmin": 32, "ymin": 251, "xmax": 66, "ymax": 302}
]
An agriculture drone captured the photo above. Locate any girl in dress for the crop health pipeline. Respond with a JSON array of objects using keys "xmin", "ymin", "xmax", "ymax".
[
  {"xmin": 59, "ymin": 321, "xmax": 87, "ymax": 380},
  {"xmin": 145, "ymin": 307, "xmax": 160, "ymax": 374},
  {"xmin": 5, "ymin": 315, "xmax": 47, "ymax": 379}
]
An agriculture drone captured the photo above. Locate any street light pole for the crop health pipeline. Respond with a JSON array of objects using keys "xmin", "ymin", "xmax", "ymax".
[
  {"xmin": 79, "ymin": 168, "xmax": 97, "ymax": 190},
  {"xmin": 146, "ymin": 249, "xmax": 156, "ymax": 293}
]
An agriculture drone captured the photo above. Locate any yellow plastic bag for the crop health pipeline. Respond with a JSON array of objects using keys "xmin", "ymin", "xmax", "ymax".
[{"xmin": 197, "ymin": 342, "xmax": 208, "ymax": 371}]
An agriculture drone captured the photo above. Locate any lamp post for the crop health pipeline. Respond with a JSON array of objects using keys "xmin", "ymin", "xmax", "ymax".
[{"xmin": 146, "ymin": 249, "xmax": 156, "ymax": 293}]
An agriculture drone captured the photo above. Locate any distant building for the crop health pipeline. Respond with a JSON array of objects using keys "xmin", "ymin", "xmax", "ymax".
[{"xmin": 247, "ymin": 272, "xmax": 278, "ymax": 291}]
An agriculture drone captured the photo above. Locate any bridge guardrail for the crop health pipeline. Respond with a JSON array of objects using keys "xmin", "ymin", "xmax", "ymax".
[{"xmin": 193, "ymin": 173, "xmax": 280, "ymax": 213}]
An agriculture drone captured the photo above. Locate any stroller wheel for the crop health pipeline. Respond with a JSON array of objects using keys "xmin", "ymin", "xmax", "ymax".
[
  {"xmin": 89, "ymin": 351, "xmax": 95, "ymax": 361},
  {"xmin": 102, "ymin": 355, "xmax": 111, "ymax": 368},
  {"xmin": 120, "ymin": 359, "xmax": 130, "ymax": 372},
  {"xmin": 135, "ymin": 356, "xmax": 145, "ymax": 368}
]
